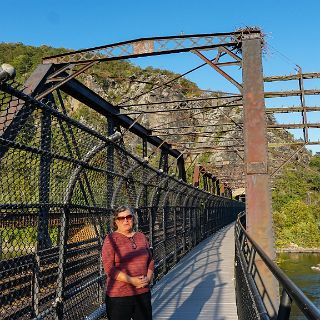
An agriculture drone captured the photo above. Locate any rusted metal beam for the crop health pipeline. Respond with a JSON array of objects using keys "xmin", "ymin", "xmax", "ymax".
[
  {"xmin": 268, "ymin": 123, "xmax": 320, "ymax": 129},
  {"xmin": 0, "ymin": 64, "xmax": 53, "ymax": 135},
  {"xmin": 121, "ymin": 95, "xmax": 242, "ymax": 108},
  {"xmin": 214, "ymin": 61, "xmax": 241, "ymax": 67},
  {"xmin": 119, "ymin": 95, "xmax": 242, "ymax": 109},
  {"xmin": 265, "ymin": 89, "xmax": 320, "ymax": 98},
  {"xmin": 183, "ymin": 145, "xmax": 244, "ymax": 150},
  {"xmin": 183, "ymin": 149, "xmax": 243, "ymax": 154},
  {"xmin": 150, "ymin": 129, "xmax": 241, "ymax": 136},
  {"xmin": 193, "ymin": 49, "xmax": 243, "ymax": 92},
  {"xmin": 42, "ymin": 31, "xmax": 251, "ymax": 64},
  {"xmin": 124, "ymin": 104, "xmax": 320, "ymax": 116},
  {"xmin": 270, "ymin": 145, "xmax": 306, "ymax": 177},
  {"xmin": 217, "ymin": 176, "xmax": 245, "ymax": 179},
  {"xmin": 151, "ymin": 122, "xmax": 240, "ymax": 131},
  {"xmin": 264, "ymin": 72, "xmax": 320, "ymax": 82},
  {"xmin": 0, "ymin": 64, "xmax": 55, "ymax": 158},
  {"xmin": 36, "ymin": 61, "xmax": 98, "ymax": 100},
  {"xmin": 221, "ymin": 46, "xmax": 242, "ymax": 62},
  {"xmin": 269, "ymin": 141, "xmax": 320, "ymax": 147},
  {"xmin": 298, "ymin": 68, "xmax": 308, "ymax": 142},
  {"xmin": 265, "ymin": 106, "xmax": 320, "ymax": 113},
  {"xmin": 193, "ymin": 165, "xmax": 200, "ymax": 187},
  {"xmin": 241, "ymin": 32, "xmax": 279, "ymax": 315},
  {"xmin": 170, "ymin": 138, "xmax": 243, "ymax": 145},
  {"xmin": 120, "ymin": 103, "xmax": 242, "ymax": 115}
]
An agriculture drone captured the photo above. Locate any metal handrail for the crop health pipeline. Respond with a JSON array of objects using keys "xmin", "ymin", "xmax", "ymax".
[{"xmin": 236, "ymin": 213, "xmax": 320, "ymax": 320}]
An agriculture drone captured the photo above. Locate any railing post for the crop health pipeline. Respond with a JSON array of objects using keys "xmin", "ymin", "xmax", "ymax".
[
  {"xmin": 162, "ymin": 206, "xmax": 167, "ymax": 274},
  {"xmin": 188, "ymin": 208, "xmax": 192, "ymax": 250},
  {"xmin": 149, "ymin": 207, "xmax": 154, "ymax": 254},
  {"xmin": 55, "ymin": 206, "xmax": 70, "ymax": 320},
  {"xmin": 205, "ymin": 206, "xmax": 209, "ymax": 238},
  {"xmin": 196, "ymin": 207, "xmax": 199, "ymax": 244},
  {"xmin": 34, "ymin": 99, "xmax": 53, "ymax": 317},
  {"xmin": 192, "ymin": 208, "xmax": 196, "ymax": 247},
  {"xmin": 31, "ymin": 253, "xmax": 40, "ymax": 317},
  {"xmin": 277, "ymin": 289, "xmax": 292, "ymax": 320},
  {"xmin": 240, "ymin": 231, "xmax": 246, "ymax": 250},
  {"xmin": 38, "ymin": 104, "xmax": 52, "ymax": 250},
  {"xmin": 247, "ymin": 246, "xmax": 256, "ymax": 274},
  {"xmin": 241, "ymin": 31, "xmax": 279, "ymax": 316},
  {"xmin": 142, "ymin": 138, "xmax": 148, "ymax": 207},
  {"xmin": 173, "ymin": 207, "xmax": 177, "ymax": 264},
  {"xmin": 107, "ymin": 118, "xmax": 115, "ymax": 211},
  {"xmin": 182, "ymin": 206, "xmax": 186, "ymax": 254}
]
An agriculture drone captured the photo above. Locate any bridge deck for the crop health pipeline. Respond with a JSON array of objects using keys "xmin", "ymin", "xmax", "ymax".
[{"xmin": 152, "ymin": 223, "xmax": 238, "ymax": 320}]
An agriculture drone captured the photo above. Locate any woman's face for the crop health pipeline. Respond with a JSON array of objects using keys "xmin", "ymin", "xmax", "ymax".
[{"xmin": 115, "ymin": 209, "xmax": 133, "ymax": 234}]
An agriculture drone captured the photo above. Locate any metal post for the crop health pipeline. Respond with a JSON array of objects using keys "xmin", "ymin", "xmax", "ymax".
[
  {"xmin": 38, "ymin": 105, "xmax": 52, "ymax": 250},
  {"xmin": 241, "ymin": 31, "xmax": 279, "ymax": 316},
  {"xmin": 193, "ymin": 164, "xmax": 200, "ymax": 187},
  {"xmin": 56, "ymin": 207, "xmax": 70, "ymax": 320},
  {"xmin": 162, "ymin": 206, "xmax": 167, "ymax": 274},
  {"xmin": 107, "ymin": 118, "xmax": 115, "ymax": 210},
  {"xmin": 149, "ymin": 207, "xmax": 154, "ymax": 257},
  {"xmin": 298, "ymin": 67, "xmax": 308, "ymax": 143},
  {"xmin": 203, "ymin": 176, "xmax": 208, "ymax": 192},
  {"xmin": 188, "ymin": 207, "xmax": 192, "ymax": 250},
  {"xmin": 143, "ymin": 138, "xmax": 148, "ymax": 159},
  {"xmin": 173, "ymin": 207, "xmax": 177, "ymax": 264},
  {"xmin": 159, "ymin": 150, "xmax": 169, "ymax": 173},
  {"xmin": 277, "ymin": 289, "xmax": 292, "ymax": 320},
  {"xmin": 182, "ymin": 202, "xmax": 187, "ymax": 254},
  {"xmin": 177, "ymin": 156, "xmax": 187, "ymax": 182},
  {"xmin": 32, "ymin": 98, "xmax": 53, "ymax": 317},
  {"xmin": 143, "ymin": 139, "xmax": 148, "ymax": 207},
  {"xmin": 216, "ymin": 179, "xmax": 220, "ymax": 196}
]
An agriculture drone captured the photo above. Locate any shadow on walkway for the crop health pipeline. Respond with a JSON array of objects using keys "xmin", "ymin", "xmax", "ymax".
[
  {"xmin": 167, "ymin": 273, "xmax": 226, "ymax": 320},
  {"xmin": 152, "ymin": 224, "xmax": 236, "ymax": 320}
]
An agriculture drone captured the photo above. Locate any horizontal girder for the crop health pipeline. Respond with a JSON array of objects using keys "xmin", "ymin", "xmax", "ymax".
[{"xmin": 42, "ymin": 31, "xmax": 262, "ymax": 64}]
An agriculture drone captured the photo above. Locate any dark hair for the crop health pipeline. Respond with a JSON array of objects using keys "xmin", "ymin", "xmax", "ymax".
[{"xmin": 110, "ymin": 205, "xmax": 137, "ymax": 231}]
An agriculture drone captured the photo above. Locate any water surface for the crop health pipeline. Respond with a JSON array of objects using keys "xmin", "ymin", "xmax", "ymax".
[{"xmin": 277, "ymin": 252, "xmax": 320, "ymax": 319}]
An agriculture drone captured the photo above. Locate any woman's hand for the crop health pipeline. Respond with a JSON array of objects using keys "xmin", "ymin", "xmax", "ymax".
[
  {"xmin": 129, "ymin": 275, "xmax": 149, "ymax": 288},
  {"xmin": 146, "ymin": 269, "xmax": 153, "ymax": 284}
]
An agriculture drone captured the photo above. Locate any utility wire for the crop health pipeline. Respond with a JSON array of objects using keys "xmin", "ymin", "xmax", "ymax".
[{"xmin": 267, "ymin": 43, "xmax": 300, "ymax": 72}]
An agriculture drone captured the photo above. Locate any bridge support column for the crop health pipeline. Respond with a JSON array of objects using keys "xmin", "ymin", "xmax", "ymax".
[{"xmin": 242, "ymin": 32, "xmax": 279, "ymax": 317}]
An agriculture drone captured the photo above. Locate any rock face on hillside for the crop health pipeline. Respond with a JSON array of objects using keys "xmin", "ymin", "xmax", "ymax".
[{"xmin": 69, "ymin": 72, "xmax": 310, "ymax": 189}]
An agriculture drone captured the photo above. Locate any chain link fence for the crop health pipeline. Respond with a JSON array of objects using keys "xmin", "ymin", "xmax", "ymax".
[{"xmin": 0, "ymin": 81, "xmax": 244, "ymax": 319}]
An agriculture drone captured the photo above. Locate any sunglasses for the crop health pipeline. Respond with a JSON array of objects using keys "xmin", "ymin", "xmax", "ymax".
[{"xmin": 116, "ymin": 214, "xmax": 133, "ymax": 222}]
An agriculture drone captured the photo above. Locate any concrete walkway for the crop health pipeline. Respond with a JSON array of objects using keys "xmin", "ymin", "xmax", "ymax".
[{"xmin": 152, "ymin": 223, "xmax": 238, "ymax": 320}]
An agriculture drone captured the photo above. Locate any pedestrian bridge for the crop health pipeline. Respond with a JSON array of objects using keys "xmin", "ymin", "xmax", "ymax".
[{"xmin": 1, "ymin": 30, "xmax": 320, "ymax": 320}]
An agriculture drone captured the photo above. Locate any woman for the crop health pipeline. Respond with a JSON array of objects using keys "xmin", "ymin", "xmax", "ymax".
[{"xmin": 102, "ymin": 206, "xmax": 154, "ymax": 320}]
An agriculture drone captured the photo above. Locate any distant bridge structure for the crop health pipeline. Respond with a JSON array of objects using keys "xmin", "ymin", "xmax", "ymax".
[{"xmin": 0, "ymin": 28, "xmax": 320, "ymax": 319}]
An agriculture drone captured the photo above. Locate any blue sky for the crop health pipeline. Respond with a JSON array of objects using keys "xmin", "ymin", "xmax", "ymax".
[{"xmin": 2, "ymin": 0, "xmax": 320, "ymax": 152}]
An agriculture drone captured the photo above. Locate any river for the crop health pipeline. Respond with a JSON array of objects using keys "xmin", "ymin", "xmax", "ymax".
[{"xmin": 277, "ymin": 252, "xmax": 320, "ymax": 319}]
